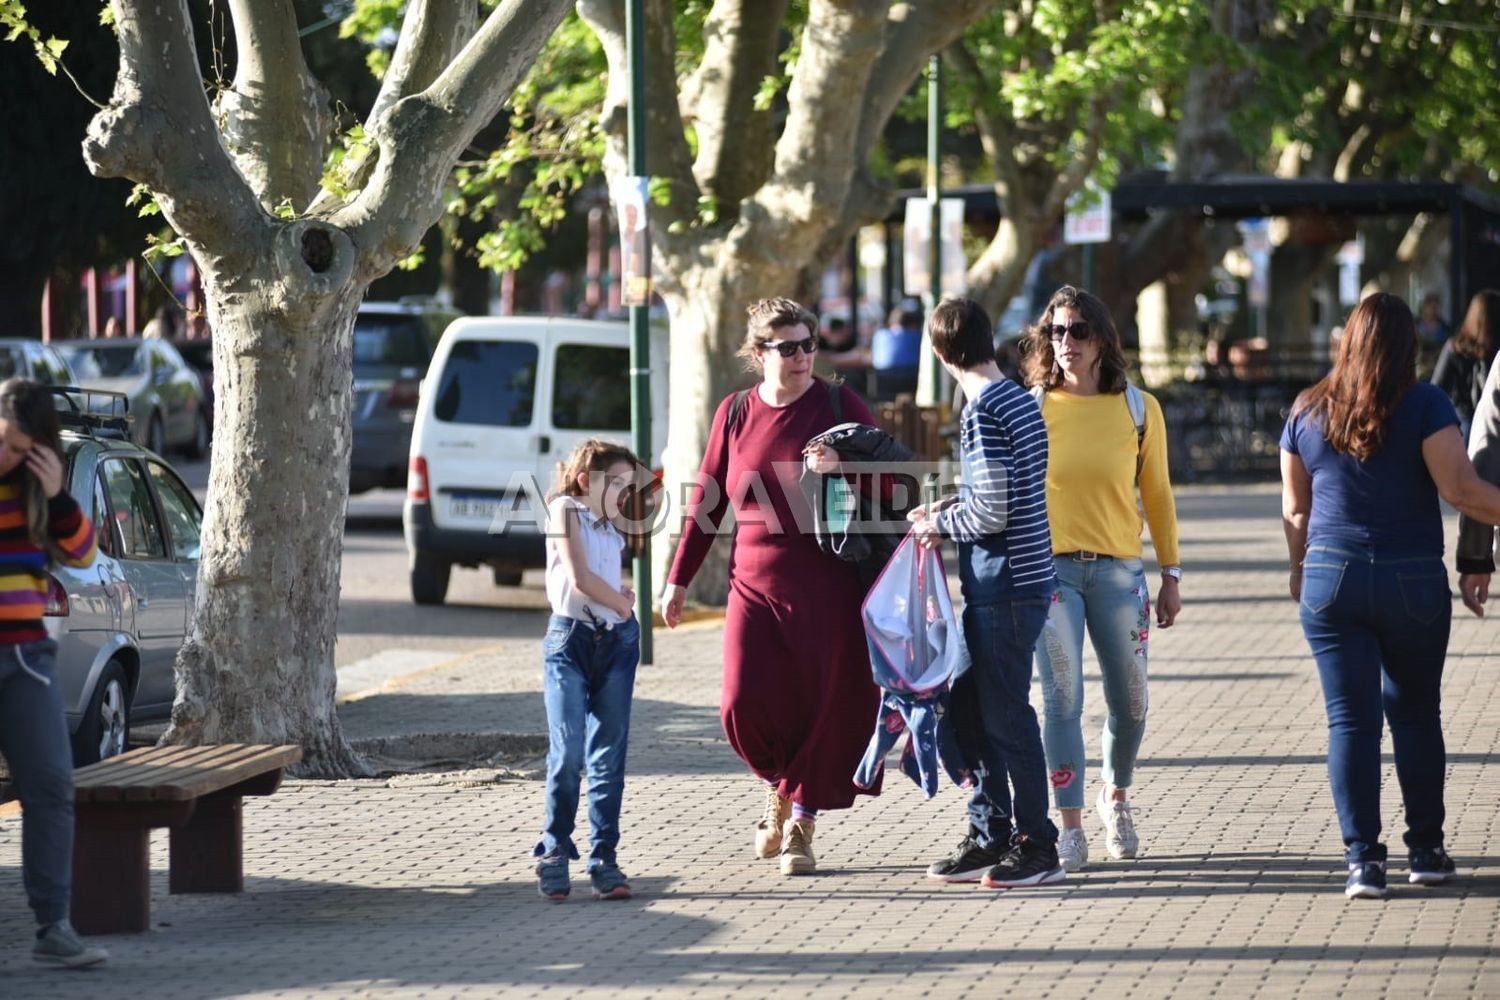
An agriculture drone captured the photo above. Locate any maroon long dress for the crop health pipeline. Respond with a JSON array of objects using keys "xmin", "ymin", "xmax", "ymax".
[{"xmin": 668, "ymin": 380, "xmax": 883, "ymax": 810}]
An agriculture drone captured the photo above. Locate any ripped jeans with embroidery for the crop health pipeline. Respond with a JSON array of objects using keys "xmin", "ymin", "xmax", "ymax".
[{"xmin": 1034, "ymin": 555, "xmax": 1150, "ymax": 811}]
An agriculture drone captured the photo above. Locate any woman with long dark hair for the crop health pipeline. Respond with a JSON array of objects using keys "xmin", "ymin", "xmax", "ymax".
[
  {"xmin": 0, "ymin": 379, "xmax": 106, "ymax": 963},
  {"xmin": 1019, "ymin": 286, "xmax": 1181, "ymax": 871},
  {"xmin": 1282, "ymin": 293, "xmax": 1500, "ymax": 900},
  {"xmin": 1430, "ymin": 289, "xmax": 1500, "ymax": 438}
]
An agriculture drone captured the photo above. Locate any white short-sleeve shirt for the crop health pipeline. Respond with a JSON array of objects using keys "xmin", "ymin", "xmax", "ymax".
[{"xmin": 545, "ymin": 496, "xmax": 627, "ymax": 627}]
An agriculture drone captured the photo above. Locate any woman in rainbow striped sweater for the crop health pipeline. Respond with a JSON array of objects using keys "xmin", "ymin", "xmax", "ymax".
[{"xmin": 0, "ymin": 378, "xmax": 107, "ymax": 967}]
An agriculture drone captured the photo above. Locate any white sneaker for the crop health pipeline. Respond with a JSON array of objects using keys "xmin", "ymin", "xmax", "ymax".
[
  {"xmin": 1057, "ymin": 828, "xmax": 1090, "ymax": 871},
  {"xmin": 1096, "ymin": 787, "xmax": 1140, "ymax": 859}
]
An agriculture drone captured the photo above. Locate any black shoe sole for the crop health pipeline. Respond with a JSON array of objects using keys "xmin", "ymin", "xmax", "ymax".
[
  {"xmin": 927, "ymin": 867, "xmax": 993, "ymax": 883},
  {"xmin": 981, "ymin": 866, "xmax": 1066, "ymax": 888}
]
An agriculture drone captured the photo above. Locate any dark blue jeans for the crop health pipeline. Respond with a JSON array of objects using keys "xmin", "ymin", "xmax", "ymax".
[
  {"xmin": 534, "ymin": 614, "xmax": 640, "ymax": 868},
  {"xmin": 955, "ymin": 595, "xmax": 1058, "ymax": 849},
  {"xmin": 1298, "ymin": 543, "xmax": 1450, "ymax": 863},
  {"xmin": 0, "ymin": 639, "xmax": 74, "ymax": 926}
]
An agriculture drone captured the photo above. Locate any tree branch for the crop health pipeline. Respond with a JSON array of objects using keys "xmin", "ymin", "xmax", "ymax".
[
  {"xmin": 219, "ymin": 0, "xmax": 332, "ymax": 211},
  {"xmin": 334, "ymin": 0, "xmax": 573, "ymax": 278},
  {"xmin": 1040, "ymin": 91, "xmax": 1111, "ymax": 222},
  {"xmin": 740, "ymin": 0, "xmax": 892, "ymax": 257},
  {"xmin": 577, "ymin": 0, "xmax": 700, "ymax": 244},
  {"xmin": 368, "ymin": 0, "xmax": 478, "ymax": 129},
  {"xmin": 689, "ymin": 0, "xmax": 788, "ymax": 207},
  {"xmin": 948, "ymin": 38, "xmax": 1024, "ymax": 209},
  {"xmin": 84, "ymin": 0, "xmax": 264, "ymax": 252}
]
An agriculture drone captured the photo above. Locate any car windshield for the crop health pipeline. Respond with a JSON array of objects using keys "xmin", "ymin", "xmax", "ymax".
[
  {"xmin": 353, "ymin": 316, "xmax": 428, "ymax": 372},
  {"xmin": 63, "ymin": 344, "xmax": 145, "ymax": 379},
  {"xmin": 0, "ymin": 348, "xmax": 21, "ymax": 380}
]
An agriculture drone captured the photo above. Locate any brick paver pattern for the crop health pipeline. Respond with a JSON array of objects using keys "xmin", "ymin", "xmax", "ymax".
[{"xmin": 3, "ymin": 486, "xmax": 1498, "ymax": 998}]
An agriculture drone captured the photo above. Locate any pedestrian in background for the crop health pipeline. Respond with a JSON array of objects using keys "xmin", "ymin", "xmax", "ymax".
[
  {"xmin": 533, "ymin": 439, "xmax": 643, "ymax": 902},
  {"xmin": 1281, "ymin": 293, "xmax": 1500, "ymax": 900},
  {"xmin": 1021, "ymin": 285, "xmax": 1182, "ymax": 871},
  {"xmin": 1430, "ymin": 289, "xmax": 1500, "ymax": 439},
  {"xmin": 0, "ymin": 379, "xmax": 107, "ymax": 965}
]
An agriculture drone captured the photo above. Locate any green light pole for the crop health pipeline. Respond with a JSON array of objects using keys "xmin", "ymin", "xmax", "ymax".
[
  {"xmin": 627, "ymin": 0, "xmax": 654, "ymax": 664},
  {"xmin": 919, "ymin": 54, "xmax": 945, "ymax": 407}
]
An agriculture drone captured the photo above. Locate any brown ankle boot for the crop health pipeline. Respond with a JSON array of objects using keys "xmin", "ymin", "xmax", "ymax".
[
  {"xmin": 754, "ymin": 786, "xmax": 792, "ymax": 859},
  {"xmin": 779, "ymin": 818, "xmax": 816, "ymax": 875}
]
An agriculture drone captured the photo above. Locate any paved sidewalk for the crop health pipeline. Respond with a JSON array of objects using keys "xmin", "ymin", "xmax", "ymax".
[{"xmin": 3, "ymin": 485, "xmax": 1498, "ymax": 998}]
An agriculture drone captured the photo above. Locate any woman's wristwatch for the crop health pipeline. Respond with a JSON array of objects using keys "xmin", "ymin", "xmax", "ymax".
[{"xmin": 1161, "ymin": 565, "xmax": 1182, "ymax": 581}]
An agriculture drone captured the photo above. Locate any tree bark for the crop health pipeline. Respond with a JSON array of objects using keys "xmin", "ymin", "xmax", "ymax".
[{"xmin": 85, "ymin": 0, "xmax": 570, "ymax": 776}]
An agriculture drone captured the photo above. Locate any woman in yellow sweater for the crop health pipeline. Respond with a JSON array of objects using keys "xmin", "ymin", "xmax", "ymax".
[{"xmin": 1022, "ymin": 286, "xmax": 1182, "ymax": 872}]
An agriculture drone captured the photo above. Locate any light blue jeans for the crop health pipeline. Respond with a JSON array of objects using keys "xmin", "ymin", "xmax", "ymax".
[{"xmin": 1034, "ymin": 555, "xmax": 1150, "ymax": 811}]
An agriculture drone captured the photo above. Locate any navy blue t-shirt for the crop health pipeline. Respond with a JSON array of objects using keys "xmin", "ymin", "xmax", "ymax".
[{"xmin": 1280, "ymin": 382, "xmax": 1460, "ymax": 556}]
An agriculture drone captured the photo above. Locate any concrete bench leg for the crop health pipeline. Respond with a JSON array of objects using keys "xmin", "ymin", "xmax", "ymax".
[
  {"xmin": 72, "ymin": 820, "xmax": 151, "ymax": 935},
  {"xmin": 169, "ymin": 792, "xmax": 243, "ymax": 894}
]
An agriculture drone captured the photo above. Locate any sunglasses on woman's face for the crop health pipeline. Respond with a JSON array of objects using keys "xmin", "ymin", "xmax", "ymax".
[
  {"xmin": 1048, "ymin": 321, "xmax": 1091, "ymax": 342},
  {"xmin": 760, "ymin": 337, "xmax": 818, "ymax": 358}
]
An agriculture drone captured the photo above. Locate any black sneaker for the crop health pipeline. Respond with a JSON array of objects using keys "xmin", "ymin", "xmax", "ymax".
[
  {"xmin": 927, "ymin": 835, "xmax": 1008, "ymax": 883},
  {"xmin": 981, "ymin": 838, "xmax": 1066, "ymax": 888},
  {"xmin": 1345, "ymin": 861, "xmax": 1388, "ymax": 899},
  {"xmin": 1408, "ymin": 847, "xmax": 1456, "ymax": 886}
]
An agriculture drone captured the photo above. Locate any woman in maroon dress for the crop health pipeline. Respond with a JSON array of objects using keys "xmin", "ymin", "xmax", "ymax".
[{"xmin": 660, "ymin": 298, "xmax": 883, "ymax": 876}]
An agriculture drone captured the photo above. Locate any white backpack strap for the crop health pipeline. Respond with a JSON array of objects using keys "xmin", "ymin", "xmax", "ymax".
[
  {"xmin": 1125, "ymin": 384, "xmax": 1147, "ymax": 483},
  {"xmin": 1029, "ymin": 384, "xmax": 1045, "ymax": 408}
]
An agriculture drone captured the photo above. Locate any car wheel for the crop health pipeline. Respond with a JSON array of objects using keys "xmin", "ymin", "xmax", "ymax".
[
  {"xmin": 411, "ymin": 551, "xmax": 451, "ymax": 606},
  {"xmin": 492, "ymin": 567, "xmax": 524, "ymax": 587},
  {"xmin": 186, "ymin": 410, "xmax": 210, "ymax": 459},
  {"xmin": 146, "ymin": 413, "xmax": 165, "ymax": 455},
  {"xmin": 72, "ymin": 660, "xmax": 131, "ymax": 766}
]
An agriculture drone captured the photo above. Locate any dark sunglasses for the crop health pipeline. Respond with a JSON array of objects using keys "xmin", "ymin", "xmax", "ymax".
[
  {"xmin": 760, "ymin": 338, "xmax": 818, "ymax": 358},
  {"xmin": 1048, "ymin": 321, "xmax": 1091, "ymax": 342}
]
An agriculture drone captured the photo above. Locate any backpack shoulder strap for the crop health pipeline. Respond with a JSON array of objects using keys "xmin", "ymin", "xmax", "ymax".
[
  {"xmin": 1124, "ymin": 384, "xmax": 1147, "ymax": 483},
  {"xmin": 727, "ymin": 388, "xmax": 753, "ymax": 432},
  {"xmin": 1029, "ymin": 384, "xmax": 1045, "ymax": 408}
]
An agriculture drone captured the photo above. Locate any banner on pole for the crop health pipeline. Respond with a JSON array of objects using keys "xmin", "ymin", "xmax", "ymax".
[
  {"xmin": 902, "ymin": 197, "xmax": 967, "ymax": 296},
  {"xmin": 614, "ymin": 177, "xmax": 652, "ymax": 307}
]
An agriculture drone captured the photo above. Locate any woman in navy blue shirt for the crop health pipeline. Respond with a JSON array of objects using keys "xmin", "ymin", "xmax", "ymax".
[{"xmin": 1281, "ymin": 293, "xmax": 1500, "ymax": 901}]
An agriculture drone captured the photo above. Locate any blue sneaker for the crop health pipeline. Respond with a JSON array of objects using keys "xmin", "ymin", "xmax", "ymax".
[
  {"xmin": 589, "ymin": 862, "xmax": 632, "ymax": 900},
  {"xmin": 1409, "ymin": 847, "xmax": 1456, "ymax": 885},
  {"xmin": 535, "ymin": 851, "xmax": 571, "ymax": 901},
  {"xmin": 1345, "ymin": 861, "xmax": 1388, "ymax": 900}
]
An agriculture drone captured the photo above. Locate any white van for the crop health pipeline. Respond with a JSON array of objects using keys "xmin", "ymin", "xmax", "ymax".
[{"xmin": 403, "ymin": 317, "xmax": 668, "ymax": 605}]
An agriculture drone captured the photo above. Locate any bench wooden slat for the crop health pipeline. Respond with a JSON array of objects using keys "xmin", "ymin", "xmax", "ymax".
[
  {"xmin": 78, "ymin": 744, "xmax": 260, "ymax": 800},
  {"xmin": 73, "ymin": 744, "xmax": 205, "ymax": 786},
  {"xmin": 77, "ymin": 744, "xmax": 302, "ymax": 803}
]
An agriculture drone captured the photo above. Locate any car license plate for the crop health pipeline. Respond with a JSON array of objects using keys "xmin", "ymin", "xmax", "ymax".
[{"xmin": 449, "ymin": 496, "xmax": 501, "ymax": 520}]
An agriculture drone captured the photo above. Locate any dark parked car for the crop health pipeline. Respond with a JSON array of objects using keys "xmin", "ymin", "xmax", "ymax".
[
  {"xmin": 172, "ymin": 337, "xmax": 215, "ymax": 434},
  {"xmin": 350, "ymin": 300, "xmax": 460, "ymax": 493},
  {"xmin": 45, "ymin": 393, "xmax": 203, "ymax": 764}
]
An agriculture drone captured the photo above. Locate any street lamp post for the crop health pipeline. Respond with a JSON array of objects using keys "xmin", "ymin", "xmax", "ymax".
[{"xmin": 626, "ymin": 0, "xmax": 654, "ymax": 664}]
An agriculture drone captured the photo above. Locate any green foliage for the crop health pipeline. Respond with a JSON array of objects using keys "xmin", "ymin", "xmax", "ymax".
[
  {"xmin": 127, "ymin": 183, "xmax": 162, "ymax": 217},
  {"xmin": 142, "ymin": 232, "xmax": 188, "ymax": 267},
  {"xmin": 320, "ymin": 120, "xmax": 373, "ymax": 202},
  {"xmin": 937, "ymin": 1, "xmax": 1208, "ymax": 189},
  {"xmin": 1, "ymin": 1, "xmax": 69, "ymax": 74}
]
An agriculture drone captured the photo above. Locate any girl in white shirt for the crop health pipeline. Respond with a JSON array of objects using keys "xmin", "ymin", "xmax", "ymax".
[{"xmin": 533, "ymin": 439, "xmax": 643, "ymax": 902}]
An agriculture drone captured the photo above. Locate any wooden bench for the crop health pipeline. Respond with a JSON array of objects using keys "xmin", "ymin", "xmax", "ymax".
[{"xmin": 70, "ymin": 743, "xmax": 302, "ymax": 935}]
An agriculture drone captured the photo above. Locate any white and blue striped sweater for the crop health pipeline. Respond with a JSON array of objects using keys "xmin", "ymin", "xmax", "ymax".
[{"xmin": 935, "ymin": 378, "xmax": 1056, "ymax": 600}]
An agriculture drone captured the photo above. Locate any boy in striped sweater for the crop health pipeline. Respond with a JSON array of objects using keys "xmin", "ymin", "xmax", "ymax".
[
  {"xmin": 0, "ymin": 379, "xmax": 107, "ymax": 966},
  {"xmin": 908, "ymin": 298, "xmax": 1064, "ymax": 890}
]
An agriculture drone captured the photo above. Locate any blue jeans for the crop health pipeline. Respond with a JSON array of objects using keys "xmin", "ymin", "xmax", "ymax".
[
  {"xmin": 954, "ymin": 596, "xmax": 1059, "ymax": 848},
  {"xmin": 1298, "ymin": 543, "xmax": 1450, "ymax": 864},
  {"xmin": 1035, "ymin": 556, "xmax": 1150, "ymax": 810},
  {"xmin": 0, "ymin": 639, "xmax": 74, "ymax": 926},
  {"xmin": 534, "ymin": 614, "xmax": 640, "ymax": 868}
]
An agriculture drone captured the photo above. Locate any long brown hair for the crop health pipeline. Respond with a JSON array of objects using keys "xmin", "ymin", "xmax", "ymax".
[
  {"xmin": 0, "ymin": 378, "xmax": 66, "ymax": 559},
  {"xmin": 1449, "ymin": 289, "xmax": 1500, "ymax": 362},
  {"xmin": 1294, "ymin": 293, "xmax": 1416, "ymax": 460},
  {"xmin": 547, "ymin": 438, "xmax": 640, "ymax": 502},
  {"xmin": 1020, "ymin": 285, "xmax": 1131, "ymax": 393}
]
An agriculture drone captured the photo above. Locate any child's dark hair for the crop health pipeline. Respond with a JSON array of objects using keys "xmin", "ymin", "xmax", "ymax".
[
  {"xmin": 0, "ymin": 378, "xmax": 66, "ymax": 558},
  {"xmin": 928, "ymin": 297, "xmax": 997, "ymax": 369},
  {"xmin": 548, "ymin": 438, "xmax": 642, "ymax": 501}
]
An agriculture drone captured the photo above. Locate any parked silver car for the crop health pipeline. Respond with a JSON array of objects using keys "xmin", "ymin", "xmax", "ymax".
[
  {"xmin": 58, "ymin": 338, "xmax": 210, "ymax": 459},
  {"xmin": 48, "ymin": 399, "xmax": 202, "ymax": 764},
  {"xmin": 0, "ymin": 338, "xmax": 77, "ymax": 385}
]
